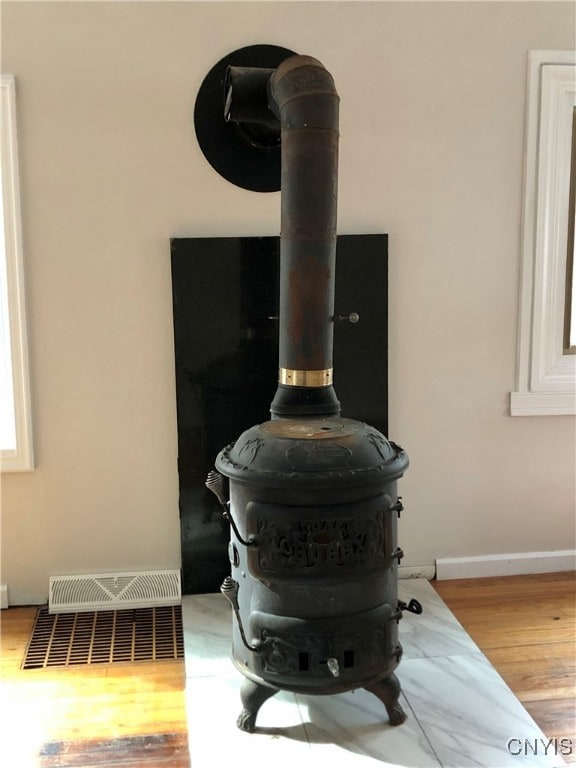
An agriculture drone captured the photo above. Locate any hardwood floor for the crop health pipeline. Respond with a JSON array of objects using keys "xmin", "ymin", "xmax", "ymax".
[
  {"xmin": 1, "ymin": 572, "xmax": 574, "ymax": 766},
  {"xmin": 434, "ymin": 571, "xmax": 576, "ymax": 763},
  {"xmin": 0, "ymin": 607, "xmax": 190, "ymax": 767}
]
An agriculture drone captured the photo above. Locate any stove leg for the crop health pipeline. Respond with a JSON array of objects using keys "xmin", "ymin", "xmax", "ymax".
[
  {"xmin": 237, "ymin": 679, "xmax": 279, "ymax": 732},
  {"xmin": 364, "ymin": 672, "xmax": 407, "ymax": 726}
]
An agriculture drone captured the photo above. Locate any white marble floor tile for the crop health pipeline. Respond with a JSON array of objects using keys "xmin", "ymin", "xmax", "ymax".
[
  {"xmin": 398, "ymin": 579, "xmax": 480, "ymax": 659},
  {"xmin": 185, "ymin": 675, "xmax": 312, "ymax": 766},
  {"xmin": 182, "ymin": 593, "xmax": 231, "ymax": 678},
  {"xmin": 398, "ymin": 653, "xmax": 568, "ymax": 768},
  {"xmin": 295, "ymin": 688, "xmax": 442, "ymax": 767}
]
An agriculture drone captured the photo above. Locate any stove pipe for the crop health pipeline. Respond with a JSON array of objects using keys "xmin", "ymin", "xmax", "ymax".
[
  {"xmin": 269, "ymin": 56, "xmax": 340, "ymax": 418},
  {"xmin": 226, "ymin": 55, "xmax": 340, "ymax": 417}
]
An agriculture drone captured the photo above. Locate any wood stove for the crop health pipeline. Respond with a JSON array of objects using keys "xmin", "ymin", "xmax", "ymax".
[{"xmin": 204, "ymin": 53, "xmax": 421, "ymax": 732}]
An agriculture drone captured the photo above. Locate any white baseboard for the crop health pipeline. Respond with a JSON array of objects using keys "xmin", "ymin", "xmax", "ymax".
[
  {"xmin": 436, "ymin": 550, "xmax": 576, "ymax": 580},
  {"xmin": 398, "ymin": 564, "xmax": 436, "ymax": 580},
  {"xmin": 0, "ymin": 585, "xmax": 7, "ymax": 609}
]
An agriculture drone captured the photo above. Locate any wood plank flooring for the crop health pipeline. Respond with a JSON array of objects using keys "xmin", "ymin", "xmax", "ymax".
[
  {"xmin": 0, "ymin": 607, "xmax": 190, "ymax": 767},
  {"xmin": 1, "ymin": 572, "xmax": 574, "ymax": 766},
  {"xmin": 433, "ymin": 571, "xmax": 576, "ymax": 763}
]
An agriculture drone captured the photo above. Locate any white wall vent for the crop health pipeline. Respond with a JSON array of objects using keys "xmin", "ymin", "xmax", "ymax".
[{"xmin": 48, "ymin": 570, "xmax": 181, "ymax": 613}]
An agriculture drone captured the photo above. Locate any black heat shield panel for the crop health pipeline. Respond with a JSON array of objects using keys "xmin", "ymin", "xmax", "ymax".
[{"xmin": 170, "ymin": 235, "xmax": 388, "ymax": 594}]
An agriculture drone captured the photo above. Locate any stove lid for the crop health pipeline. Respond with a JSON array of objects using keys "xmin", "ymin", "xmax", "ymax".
[{"xmin": 215, "ymin": 417, "xmax": 408, "ymax": 489}]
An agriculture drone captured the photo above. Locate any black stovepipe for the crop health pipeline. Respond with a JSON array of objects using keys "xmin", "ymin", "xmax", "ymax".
[{"xmin": 226, "ymin": 55, "xmax": 341, "ymax": 417}]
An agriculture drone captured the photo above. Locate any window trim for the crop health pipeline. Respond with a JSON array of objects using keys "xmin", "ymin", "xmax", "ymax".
[
  {"xmin": 511, "ymin": 51, "xmax": 576, "ymax": 416},
  {"xmin": 1, "ymin": 75, "xmax": 34, "ymax": 470}
]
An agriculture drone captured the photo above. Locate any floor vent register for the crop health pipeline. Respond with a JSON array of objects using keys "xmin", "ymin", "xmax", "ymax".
[{"xmin": 22, "ymin": 605, "xmax": 184, "ymax": 669}]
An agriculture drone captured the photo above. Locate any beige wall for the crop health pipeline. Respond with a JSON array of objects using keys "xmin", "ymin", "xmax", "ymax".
[{"xmin": 1, "ymin": 1, "xmax": 574, "ymax": 603}]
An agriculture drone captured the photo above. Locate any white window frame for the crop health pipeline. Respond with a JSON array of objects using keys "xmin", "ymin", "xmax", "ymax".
[
  {"xmin": 511, "ymin": 51, "xmax": 576, "ymax": 416},
  {"xmin": 1, "ymin": 75, "xmax": 34, "ymax": 470}
]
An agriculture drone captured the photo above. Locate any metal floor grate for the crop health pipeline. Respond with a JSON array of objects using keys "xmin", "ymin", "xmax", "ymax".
[{"xmin": 22, "ymin": 605, "xmax": 184, "ymax": 669}]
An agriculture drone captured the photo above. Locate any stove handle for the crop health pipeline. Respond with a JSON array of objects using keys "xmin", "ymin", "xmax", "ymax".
[
  {"xmin": 223, "ymin": 502, "xmax": 257, "ymax": 548},
  {"xmin": 220, "ymin": 576, "xmax": 261, "ymax": 653},
  {"xmin": 397, "ymin": 599, "xmax": 423, "ymax": 616},
  {"xmin": 205, "ymin": 469, "xmax": 228, "ymax": 506},
  {"xmin": 326, "ymin": 658, "xmax": 340, "ymax": 677},
  {"xmin": 392, "ymin": 547, "xmax": 404, "ymax": 564},
  {"xmin": 206, "ymin": 470, "xmax": 257, "ymax": 547}
]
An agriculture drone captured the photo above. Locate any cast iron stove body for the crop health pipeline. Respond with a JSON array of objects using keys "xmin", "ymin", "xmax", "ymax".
[{"xmin": 206, "ymin": 54, "xmax": 420, "ymax": 732}]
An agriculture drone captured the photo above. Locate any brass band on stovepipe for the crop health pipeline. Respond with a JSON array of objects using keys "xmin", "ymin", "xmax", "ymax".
[{"xmin": 279, "ymin": 368, "xmax": 333, "ymax": 387}]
